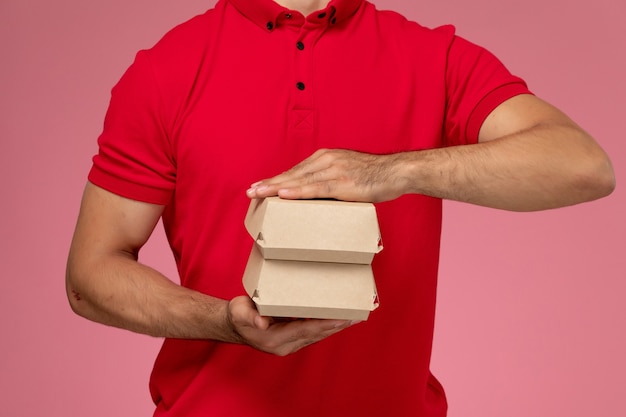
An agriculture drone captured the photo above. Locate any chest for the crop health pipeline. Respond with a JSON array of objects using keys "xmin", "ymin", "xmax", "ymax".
[{"xmin": 171, "ymin": 21, "xmax": 447, "ymax": 193}]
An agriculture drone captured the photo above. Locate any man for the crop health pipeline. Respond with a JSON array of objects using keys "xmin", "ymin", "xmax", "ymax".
[{"xmin": 66, "ymin": 0, "xmax": 615, "ymax": 416}]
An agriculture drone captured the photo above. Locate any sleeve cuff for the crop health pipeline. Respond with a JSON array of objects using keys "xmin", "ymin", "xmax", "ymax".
[
  {"xmin": 466, "ymin": 82, "xmax": 533, "ymax": 143},
  {"xmin": 88, "ymin": 166, "xmax": 173, "ymax": 205}
]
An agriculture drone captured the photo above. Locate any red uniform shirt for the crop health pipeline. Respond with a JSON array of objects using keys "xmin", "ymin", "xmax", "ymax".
[{"xmin": 89, "ymin": 0, "xmax": 530, "ymax": 415}]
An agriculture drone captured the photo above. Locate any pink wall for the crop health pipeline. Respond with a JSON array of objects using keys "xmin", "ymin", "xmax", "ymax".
[{"xmin": 1, "ymin": 0, "xmax": 624, "ymax": 416}]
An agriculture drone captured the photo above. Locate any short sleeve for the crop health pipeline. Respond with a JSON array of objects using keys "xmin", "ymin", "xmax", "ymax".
[
  {"xmin": 88, "ymin": 51, "xmax": 176, "ymax": 205},
  {"xmin": 443, "ymin": 35, "xmax": 531, "ymax": 146}
]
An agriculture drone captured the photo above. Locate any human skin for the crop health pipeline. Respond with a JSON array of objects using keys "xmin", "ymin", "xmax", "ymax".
[
  {"xmin": 274, "ymin": 0, "xmax": 332, "ymax": 16},
  {"xmin": 247, "ymin": 95, "xmax": 615, "ymax": 210},
  {"xmin": 66, "ymin": 90, "xmax": 614, "ymax": 356},
  {"xmin": 66, "ymin": 181, "xmax": 356, "ymax": 357},
  {"xmin": 65, "ymin": 0, "xmax": 616, "ymax": 355}
]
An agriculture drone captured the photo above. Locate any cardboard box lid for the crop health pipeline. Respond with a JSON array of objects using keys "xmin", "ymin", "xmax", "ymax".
[
  {"xmin": 244, "ymin": 197, "xmax": 383, "ymax": 264},
  {"xmin": 242, "ymin": 245, "xmax": 379, "ymax": 320}
]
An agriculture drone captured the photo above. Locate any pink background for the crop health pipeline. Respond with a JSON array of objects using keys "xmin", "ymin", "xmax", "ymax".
[{"xmin": 1, "ymin": 0, "xmax": 624, "ymax": 415}]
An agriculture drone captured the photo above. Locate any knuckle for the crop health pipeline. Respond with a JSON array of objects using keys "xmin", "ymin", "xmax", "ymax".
[
  {"xmin": 322, "ymin": 181, "xmax": 335, "ymax": 196},
  {"xmin": 304, "ymin": 171, "xmax": 318, "ymax": 182},
  {"xmin": 318, "ymin": 152, "xmax": 335, "ymax": 165}
]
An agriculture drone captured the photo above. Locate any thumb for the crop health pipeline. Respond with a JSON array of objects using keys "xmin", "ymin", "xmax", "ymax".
[
  {"xmin": 253, "ymin": 313, "xmax": 271, "ymax": 330},
  {"xmin": 231, "ymin": 296, "xmax": 271, "ymax": 330}
]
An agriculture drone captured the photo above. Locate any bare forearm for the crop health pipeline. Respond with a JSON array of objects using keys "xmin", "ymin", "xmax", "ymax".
[
  {"xmin": 66, "ymin": 182, "xmax": 354, "ymax": 356},
  {"xmin": 248, "ymin": 95, "xmax": 614, "ymax": 209},
  {"xmin": 66, "ymin": 253, "xmax": 238, "ymax": 341},
  {"xmin": 397, "ymin": 123, "xmax": 614, "ymax": 211}
]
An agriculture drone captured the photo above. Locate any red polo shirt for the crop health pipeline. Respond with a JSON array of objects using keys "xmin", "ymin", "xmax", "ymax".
[{"xmin": 89, "ymin": 0, "xmax": 530, "ymax": 416}]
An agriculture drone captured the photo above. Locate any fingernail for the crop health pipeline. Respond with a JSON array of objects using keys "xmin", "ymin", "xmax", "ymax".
[
  {"xmin": 250, "ymin": 181, "xmax": 262, "ymax": 187},
  {"xmin": 349, "ymin": 320, "xmax": 362, "ymax": 326}
]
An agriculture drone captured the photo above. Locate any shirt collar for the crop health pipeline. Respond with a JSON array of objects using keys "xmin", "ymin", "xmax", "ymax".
[{"xmin": 228, "ymin": 0, "xmax": 364, "ymax": 31}]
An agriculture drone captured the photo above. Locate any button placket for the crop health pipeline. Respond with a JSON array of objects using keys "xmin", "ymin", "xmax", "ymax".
[
  {"xmin": 294, "ymin": 29, "xmax": 313, "ymax": 97},
  {"xmin": 290, "ymin": 26, "xmax": 320, "ymax": 141}
]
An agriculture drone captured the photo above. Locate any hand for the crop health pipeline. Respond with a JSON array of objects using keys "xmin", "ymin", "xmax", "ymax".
[
  {"xmin": 227, "ymin": 296, "xmax": 356, "ymax": 356},
  {"xmin": 246, "ymin": 149, "xmax": 408, "ymax": 203}
]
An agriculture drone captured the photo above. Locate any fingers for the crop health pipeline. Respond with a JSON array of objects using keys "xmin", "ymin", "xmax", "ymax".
[
  {"xmin": 228, "ymin": 296, "xmax": 358, "ymax": 356},
  {"xmin": 246, "ymin": 150, "xmax": 331, "ymax": 199},
  {"xmin": 255, "ymin": 318, "xmax": 355, "ymax": 356},
  {"xmin": 246, "ymin": 149, "xmax": 405, "ymax": 203},
  {"xmin": 249, "ymin": 177, "xmax": 342, "ymax": 201},
  {"xmin": 245, "ymin": 149, "xmax": 364, "ymax": 201}
]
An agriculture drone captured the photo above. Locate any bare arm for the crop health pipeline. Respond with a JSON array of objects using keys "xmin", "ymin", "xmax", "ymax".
[
  {"xmin": 66, "ymin": 182, "xmax": 352, "ymax": 354},
  {"xmin": 247, "ymin": 95, "xmax": 615, "ymax": 210},
  {"xmin": 66, "ymin": 182, "xmax": 235, "ymax": 339}
]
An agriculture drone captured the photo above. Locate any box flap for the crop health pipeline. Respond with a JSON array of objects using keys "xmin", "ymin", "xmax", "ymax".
[
  {"xmin": 245, "ymin": 197, "xmax": 383, "ymax": 264},
  {"xmin": 242, "ymin": 245, "xmax": 379, "ymax": 320}
]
